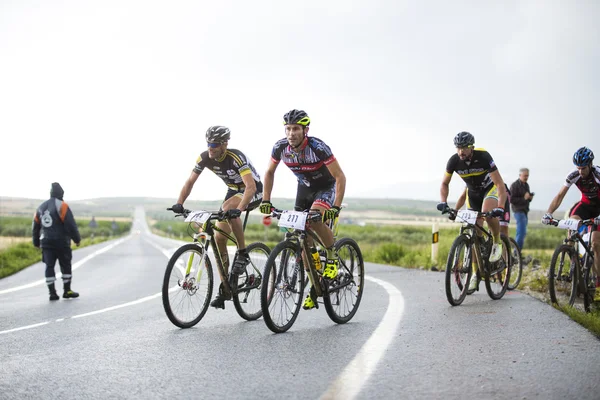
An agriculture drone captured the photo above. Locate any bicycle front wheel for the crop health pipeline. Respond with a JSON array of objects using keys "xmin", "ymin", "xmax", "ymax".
[
  {"xmin": 548, "ymin": 244, "xmax": 578, "ymax": 307},
  {"xmin": 323, "ymin": 238, "xmax": 365, "ymax": 324},
  {"xmin": 484, "ymin": 235, "xmax": 511, "ymax": 300},
  {"xmin": 260, "ymin": 241, "xmax": 305, "ymax": 333},
  {"xmin": 583, "ymin": 254, "xmax": 597, "ymax": 312},
  {"xmin": 233, "ymin": 242, "xmax": 272, "ymax": 321},
  {"xmin": 445, "ymin": 234, "xmax": 472, "ymax": 306},
  {"xmin": 507, "ymin": 237, "xmax": 523, "ymax": 290},
  {"xmin": 162, "ymin": 243, "xmax": 213, "ymax": 328}
]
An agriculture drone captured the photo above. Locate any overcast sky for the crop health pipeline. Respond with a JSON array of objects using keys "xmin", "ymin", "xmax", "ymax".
[{"xmin": 1, "ymin": 0, "xmax": 598, "ymax": 211}]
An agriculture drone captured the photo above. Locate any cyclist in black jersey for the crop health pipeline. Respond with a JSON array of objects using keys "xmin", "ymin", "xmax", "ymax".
[
  {"xmin": 437, "ymin": 132, "xmax": 508, "ymax": 269},
  {"xmin": 259, "ymin": 109, "xmax": 347, "ymax": 310},
  {"xmin": 170, "ymin": 126, "xmax": 263, "ymax": 309},
  {"xmin": 542, "ymin": 147, "xmax": 600, "ymax": 298}
]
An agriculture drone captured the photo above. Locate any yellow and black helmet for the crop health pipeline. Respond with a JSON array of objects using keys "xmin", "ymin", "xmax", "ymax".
[
  {"xmin": 453, "ymin": 131, "xmax": 475, "ymax": 147},
  {"xmin": 206, "ymin": 125, "xmax": 231, "ymax": 143},
  {"xmin": 283, "ymin": 109, "xmax": 310, "ymax": 126}
]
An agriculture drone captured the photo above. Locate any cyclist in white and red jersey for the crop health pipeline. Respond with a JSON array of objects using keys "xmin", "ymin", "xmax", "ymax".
[
  {"xmin": 259, "ymin": 109, "xmax": 346, "ymax": 310},
  {"xmin": 542, "ymin": 147, "xmax": 600, "ymax": 299}
]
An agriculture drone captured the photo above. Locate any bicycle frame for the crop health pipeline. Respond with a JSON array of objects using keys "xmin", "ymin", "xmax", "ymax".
[
  {"xmin": 183, "ymin": 210, "xmax": 259, "ymax": 296},
  {"xmin": 274, "ymin": 210, "xmax": 341, "ymax": 298},
  {"xmin": 454, "ymin": 211, "xmax": 501, "ymax": 276}
]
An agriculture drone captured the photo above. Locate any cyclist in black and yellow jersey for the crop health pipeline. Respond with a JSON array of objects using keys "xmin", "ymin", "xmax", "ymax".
[
  {"xmin": 171, "ymin": 126, "xmax": 263, "ymax": 309},
  {"xmin": 259, "ymin": 109, "xmax": 346, "ymax": 310},
  {"xmin": 438, "ymin": 132, "xmax": 508, "ymax": 277}
]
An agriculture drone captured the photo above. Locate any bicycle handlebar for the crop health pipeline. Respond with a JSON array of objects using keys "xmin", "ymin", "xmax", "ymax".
[
  {"xmin": 270, "ymin": 208, "xmax": 323, "ymax": 222},
  {"xmin": 443, "ymin": 207, "xmax": 496, "ymax": 220},
  {"xmin": 547, "ymin": 217, "xmax": 598, "ymax": 228},
  {"xmin": 166, "ymin": 208, "xmax": 241, "ymax": 221}
]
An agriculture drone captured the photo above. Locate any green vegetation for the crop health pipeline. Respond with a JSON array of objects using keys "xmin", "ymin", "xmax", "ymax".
[
  {"xmin": 0, "ymin": 215, "xmax": 131, "ymax": 237},
  {"xmin": 0, "ymin": 216, "xmax": 131, "ymax": 279}
]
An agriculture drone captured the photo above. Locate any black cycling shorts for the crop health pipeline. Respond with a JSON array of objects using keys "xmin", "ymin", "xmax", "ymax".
[
  {"xmin": 295, "ymin": 183, "xmax": 336, "ymax": 211},
  {"xmin": 223, "ymin": 185, "xmax": 263, "ymax": 212},
  {"xmin": 569, "ymin": 201, "xmax": 600, "ymax": 229}
]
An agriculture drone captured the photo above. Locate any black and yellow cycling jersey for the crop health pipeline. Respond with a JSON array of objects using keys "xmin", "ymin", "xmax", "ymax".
[
  {"xmin": 193, "ymin": 149, "xmax": 262, "ymax": 192},
  {"xmin": 445, "ymin": 148, "xmax": 498, "ymax": 193}
]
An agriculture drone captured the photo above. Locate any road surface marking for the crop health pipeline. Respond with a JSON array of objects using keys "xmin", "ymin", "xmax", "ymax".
[
  {"xmin": 0, "ymin": 321, "xmax": 50, "ymax": 335},
  {"xmin": 320, "ymin": 275, "xmax": 405, "ymax": 400},
  {"xmin": 0, "ymin": 236, "xmax": 131, "ymax": 295}
]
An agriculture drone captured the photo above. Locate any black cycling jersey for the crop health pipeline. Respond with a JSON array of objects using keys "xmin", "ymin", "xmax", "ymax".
[
  {"xmin": 565, "ymin": 165, "xmax": 600, "ymax": 207},
  {"xmin": 193, "ymin": 149, "xmax": 262, "ymax": 191},
  {"xmin": 271, "ymin": 136, "xmax": 336, "ymax": 188},
  {"xmin": 446, "ymin": 148, "xmax": 498, "ymax": 192}
]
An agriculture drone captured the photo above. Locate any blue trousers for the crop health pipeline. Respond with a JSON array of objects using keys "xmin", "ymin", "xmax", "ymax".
[{"xmin": 514, "ymin": 212, "xmax": 528, "ymax": 250}]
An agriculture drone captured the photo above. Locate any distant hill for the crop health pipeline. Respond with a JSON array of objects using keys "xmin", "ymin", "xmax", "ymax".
[
  {"xmin": 1, "ymin": 196, "xmax": 441, "ymax": 218},
  {"xmin": 0, "ymin": 194, "xmax": 575, "ymax": 225}
]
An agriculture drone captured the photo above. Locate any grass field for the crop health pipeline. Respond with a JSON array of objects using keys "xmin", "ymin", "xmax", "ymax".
[{"xmin": 0, "ymin": 216, "xmax": 132, "ymax": 280}]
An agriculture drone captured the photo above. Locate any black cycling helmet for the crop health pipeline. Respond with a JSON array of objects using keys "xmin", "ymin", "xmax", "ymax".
[
  {"xmin": 573, "ymin": 146, "xmax": 594, "ymax": 167},
  {"xmin": 205, "ymin": 126, "xmax": 230, "ymax": 143},
  {"xmin": 453, "ymin": 131, "xmax": 475, "ymax": 147},
  {"xmin": 283, "ymin": 109, "xmax": 310, "ymax": 126}
]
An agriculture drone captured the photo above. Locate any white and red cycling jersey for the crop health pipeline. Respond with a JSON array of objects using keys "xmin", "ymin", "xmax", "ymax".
[{"xmin": 565, "ymin": 165, "xmax": 600, "ymax": 207}]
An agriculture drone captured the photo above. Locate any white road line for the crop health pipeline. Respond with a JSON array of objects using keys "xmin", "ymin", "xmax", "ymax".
[
  {"xmin": 0, "ymin": 236, "xmax": 131, "ymax": 295},
  {"xmin": 0, "ymin": 321, "xmax": 50, "ymax": 335},
  {"xmin": 320, "ymin": 275, "xmax": 405, "ymax": 400},
  {"xmin": 71, "ymin": 292, "xmax": 162, "ymax": 319},
  {"xmin": 0, "ymin": 236, "xmax": 174, "ymax": 336}
]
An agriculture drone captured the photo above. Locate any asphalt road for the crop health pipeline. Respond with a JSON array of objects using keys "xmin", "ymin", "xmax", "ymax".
[{"xmin": 1, "ymin": 208, "xmax": 599, "ymax": 400}]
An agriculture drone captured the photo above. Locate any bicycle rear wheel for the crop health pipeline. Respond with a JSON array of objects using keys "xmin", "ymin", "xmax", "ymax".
[
  {"xmin": 323, "ymin": 238, "xmax": 365, "ymax": 324},
  {"xmin": 445, "ymin": 234, "xmax": 472, "ymax": 306},
  {"xmin": 162, "ymin": 243, "xmax": 213, "ymax": 328},
  {"xmin": 548, "ymin": 244, "xmax": 578, "ymax": 307},
  {"xmin": 233, "ymin": 242, "xmax": 272, "ymax": 321},
  {"xmin": 484, "ymin": 235, "xmax": 511, "ymax": 300},
  {"xmin": 260, "ymin": 241, "xmax": 305, "ymax": 333},
  {"xmin": 583, "ymin": 254, "xmax": 597, "ymax": 312},
  {"xmin": 507, "ymin": 237, "xmax": 523, "ymax": 290}
]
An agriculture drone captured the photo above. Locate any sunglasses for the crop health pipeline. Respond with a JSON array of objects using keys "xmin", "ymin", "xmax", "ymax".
[{"xmin": 207, "ymin": 142, "xmax": 223, "ymax": 148}]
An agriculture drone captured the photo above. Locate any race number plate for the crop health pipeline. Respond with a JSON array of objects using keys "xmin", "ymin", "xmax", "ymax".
[
  {"xmin": 185, "ymin": 211, "xmax": 211, "ymax": 224},
  {"xmin": 456, "ymin": 210, "xmax": 478, "ymax": 224},
  {"xmin": 278, "ymin": 210, "xmax": 308, "ymax": 230},
  {"xmin": 557, "ymin": 218, "xmax": 580, "ymax": 230}
]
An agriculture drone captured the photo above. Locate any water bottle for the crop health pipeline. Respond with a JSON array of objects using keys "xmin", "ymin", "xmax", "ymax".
[{"xmin": 311, "ymin": 247, "xmax": 322, "ymax": 271}]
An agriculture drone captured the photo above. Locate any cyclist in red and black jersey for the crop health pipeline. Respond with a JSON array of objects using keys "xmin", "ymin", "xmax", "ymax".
[
  {"xmin": 542, "ymin": 147, "xmax": 600, "ymax": 297},
  {"xmin": 437, "ymin": 132, "xmax": 508, "ymax": 266},
  {"xmin": 259, "ymin": 109, "xmax": 346, "ymax": 310},
  {"xmin": 171, "ymin": 126, "xmax": 263, "ymax": 309}
]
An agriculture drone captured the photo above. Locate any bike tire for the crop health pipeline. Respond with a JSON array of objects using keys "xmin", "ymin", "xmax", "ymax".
[
  {"xmin": 583, "ymin": 254, "xmax": 597, "ymax": 312},
  {"xmin": 162, "ymin": 243, "xmax": 214, "ymax": 328},
  {"xmin": 445, "ymin": 234, "xmax": 472, "ymax": 306},
  {"xmin": 484, "ymin": 235, "xmax": 511, "ymax": 300},
  {"xmin": 323, "ymin": 238, "xmax": 365, "ymax": 324},
  {"xmin": 233, "ymin": 242, "xmax": 272, "ymax": 321},
  {"xmin": 260, "ymin": 241, "xmax": 305, "ymax": 333},
  {"xmin": 507, "ymin": 237, "xmax": 523, "ymax": 290},
  {"xmin": 548, "ymin": 244, "xmax": 578, "ymax": 307}
]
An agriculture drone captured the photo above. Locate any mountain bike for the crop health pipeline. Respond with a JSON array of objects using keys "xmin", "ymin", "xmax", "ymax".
[
  {"xmin": 162, "ymin": 208, "xmax": 271, "ymax": 328},
  {"xmin": 507, "ymin": 237, "xmax": 523, "ymax": 290},
  {"xmin": 547, "ymin": 217, "xmax": 597, "ymax": 311},
  {"xmin": 443, "ymin": 208, "xmax": 511, "ymax": 306},
  {"xmin": 260, "ymin": 208, "xmax": 364, "ymax": 333}
]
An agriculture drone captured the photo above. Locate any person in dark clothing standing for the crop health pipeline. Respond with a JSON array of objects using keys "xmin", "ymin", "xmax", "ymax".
[
  {"xmin": 32, "ymin": 182, "xmax": 81, "ymax": 300},
  {"xmin": 510, "ymin": 168, "xmax": 534, "ymax": 250}
]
